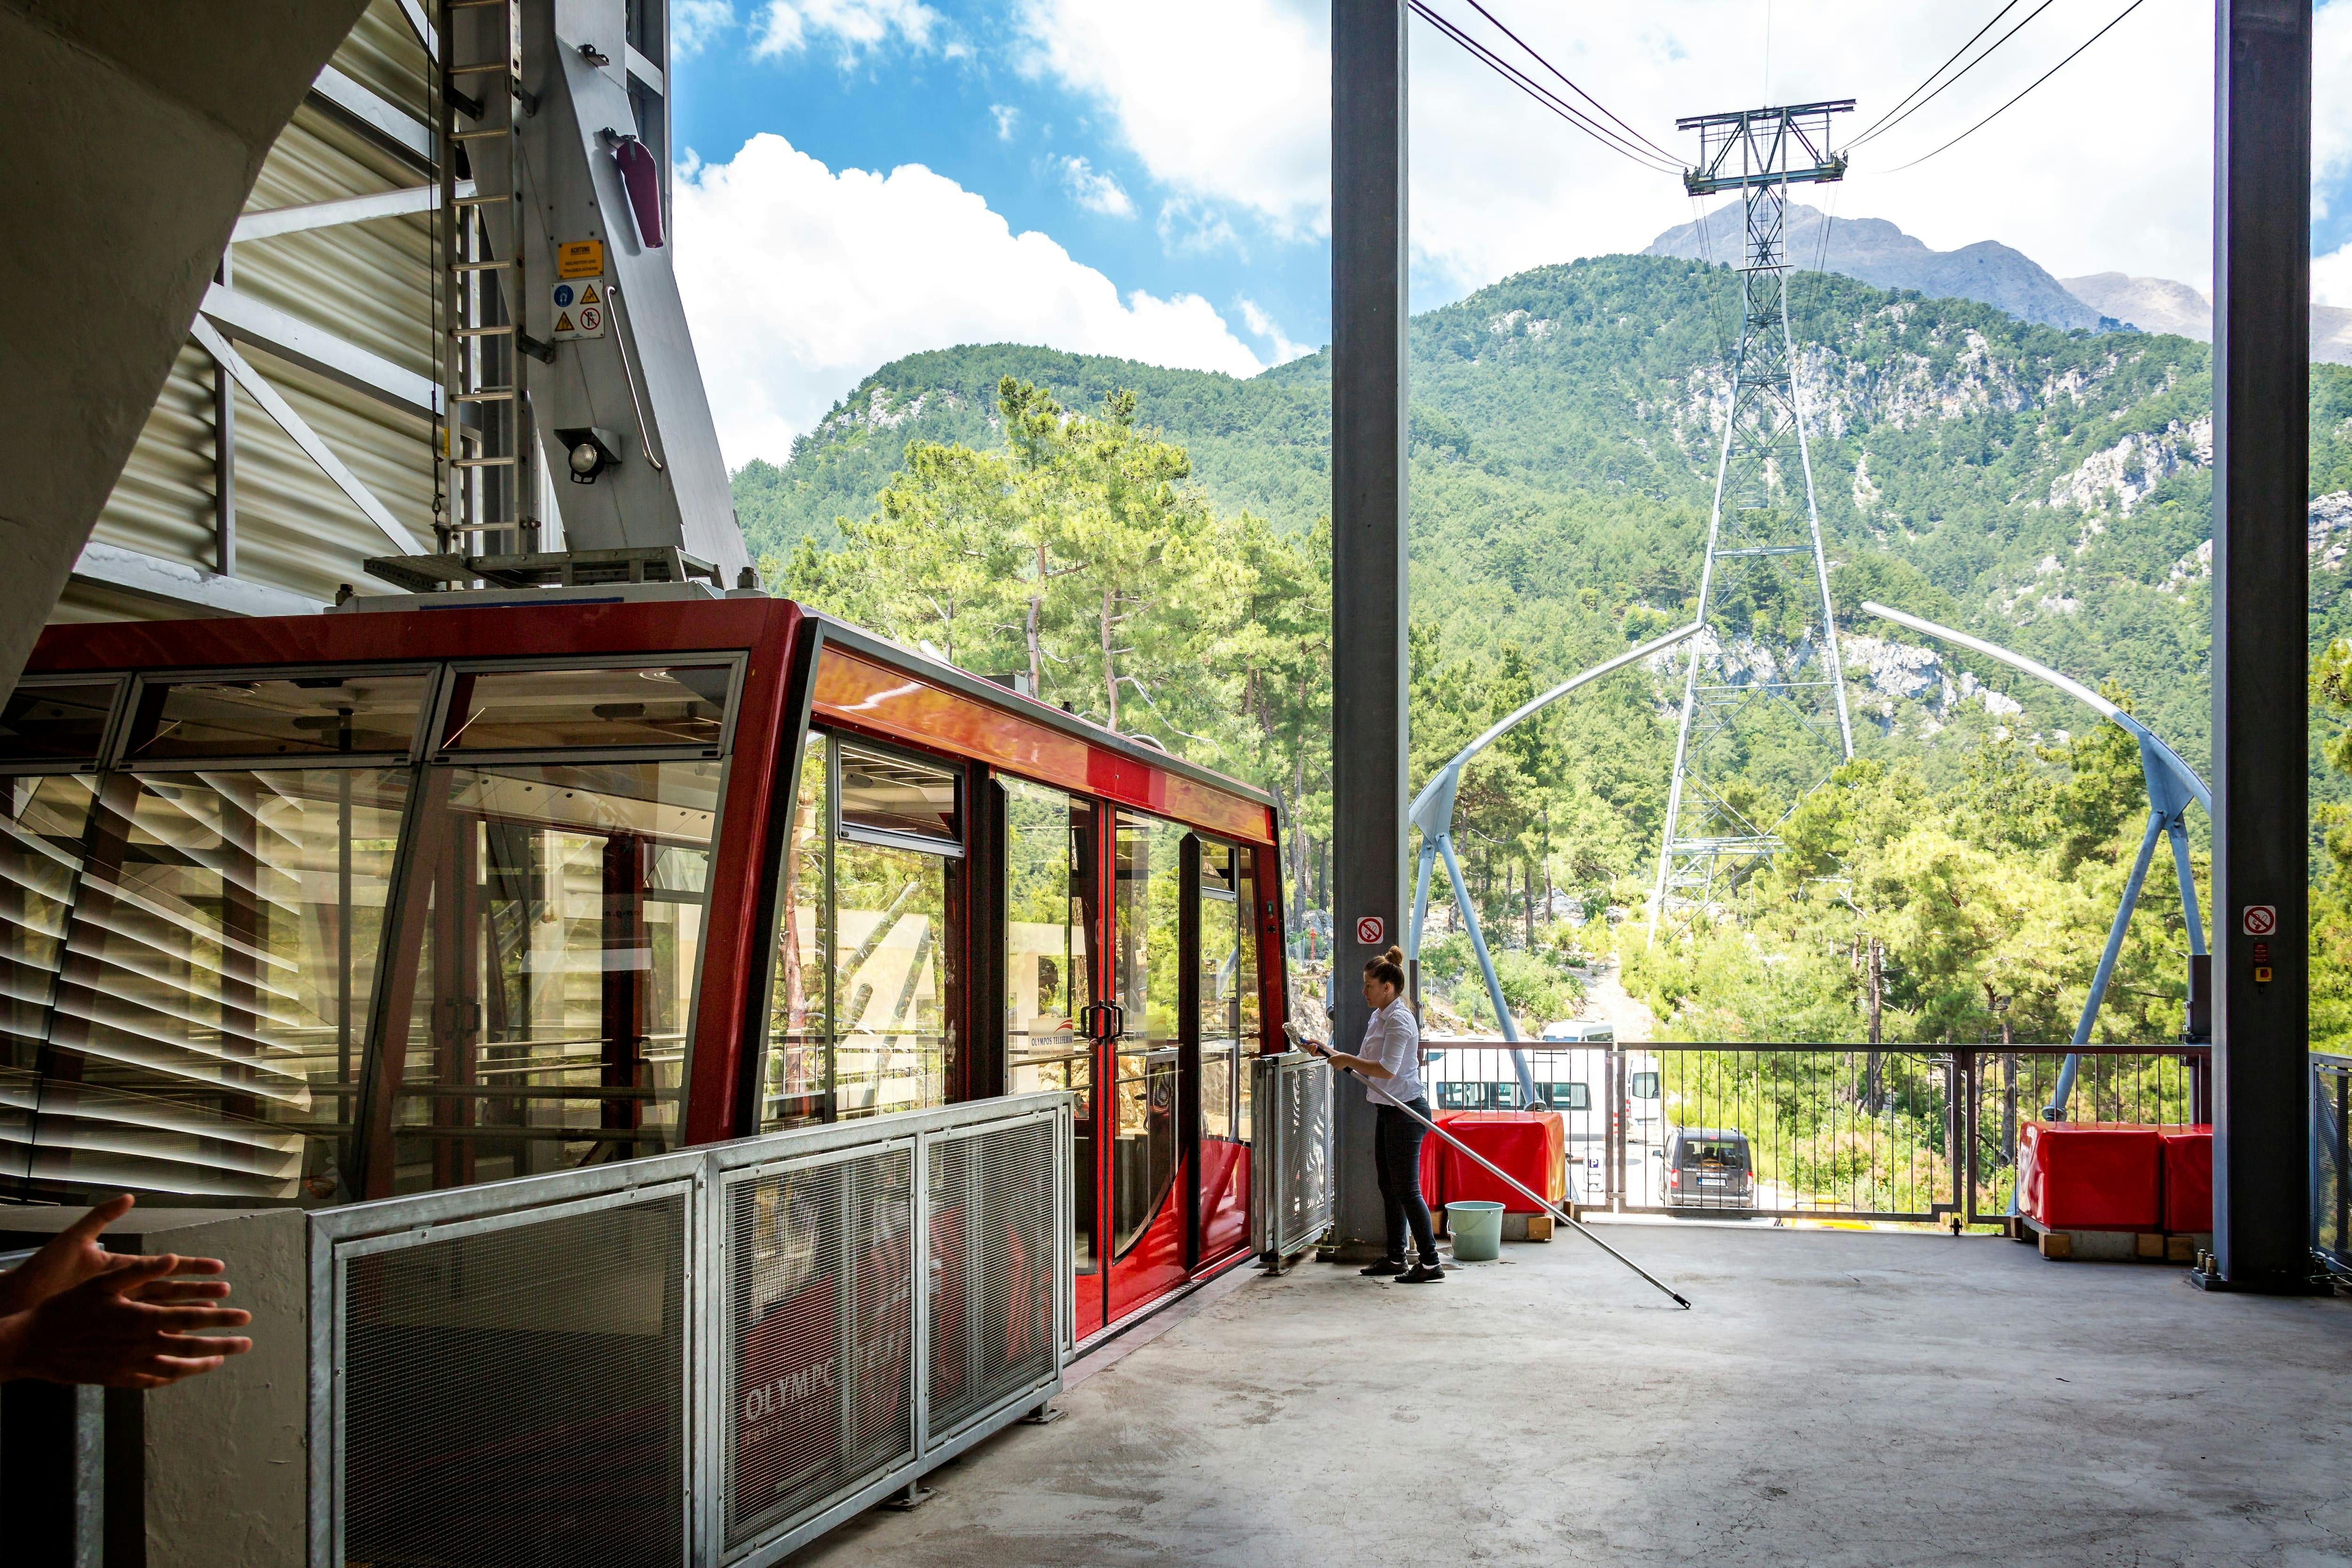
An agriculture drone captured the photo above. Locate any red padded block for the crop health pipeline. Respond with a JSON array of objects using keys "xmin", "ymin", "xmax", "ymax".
[
  {"xmin": 1430, "ymin": 1111, "xmax": 1566, "ymax": 1214},
  {"xmin": 2160, "ymin": 1125, "xmax": 2213, "ymax": 1234},
  {"xmin": 2018, "ymin": 1121, "xmax": 2162, "ymax": 1231}
]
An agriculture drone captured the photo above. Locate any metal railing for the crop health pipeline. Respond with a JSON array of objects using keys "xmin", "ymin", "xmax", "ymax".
[
  {"xmin": 2317, "ymin": 1055, "xmax": 2352, "ymax": 1279},
  {"xmin": 1422, "ymin": 1040, "xmax": 2208, "ymax": 1226},
  {"xmin": 1250, "ymin": 1051, "xmax": 1335, "ymax": 1262},
  {"xmin": 310, "ymin": 1092, "xmax": 1073, "ymax": 1568}
]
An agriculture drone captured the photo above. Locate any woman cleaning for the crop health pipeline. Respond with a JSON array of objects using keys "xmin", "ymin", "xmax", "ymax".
[{"xmin": 1304, "ymin": 946, "xmax": 1444, "ymax": 1284}]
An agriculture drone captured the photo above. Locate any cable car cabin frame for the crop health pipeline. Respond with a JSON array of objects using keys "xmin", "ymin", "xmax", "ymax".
[{"xmin": 1, "ymin": 596, "xmax": 1288, "ymax": 1340}]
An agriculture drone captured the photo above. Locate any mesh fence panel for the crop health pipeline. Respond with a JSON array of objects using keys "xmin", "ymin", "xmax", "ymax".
[
  {"xmin": 341, "ymin": 1193, "xmax": 689, "ymax": 1568},
  {"xmin": 925, "ymin": 1117, "xmax": 1057, "ymax": 1444},
  {"xmin": 723, "ymin": 1146, "xmax": 914, "ymax": 1552}
]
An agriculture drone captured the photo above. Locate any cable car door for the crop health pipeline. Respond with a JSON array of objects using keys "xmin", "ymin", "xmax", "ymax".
[{"xmin": 1103, "ymin": 812, "xmax": 1188, "ymax": 1322}]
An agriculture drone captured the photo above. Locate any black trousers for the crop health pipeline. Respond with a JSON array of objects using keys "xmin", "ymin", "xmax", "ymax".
[{"xmin": 1374, "ymin": 1098, "xmax": 1439, "ymax": 1265}]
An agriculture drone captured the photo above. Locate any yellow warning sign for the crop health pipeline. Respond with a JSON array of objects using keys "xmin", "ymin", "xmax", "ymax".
[
  {"xmin": 556, "ymin": 240, "xmax": 604, "ymax": 279},
  {"xmin": 579, "ymin": 283, "xmax": 602, "ymax": 306},
  {"xmin": 553, "ymin": 310, "xmax": 576, "ymax": 334}
]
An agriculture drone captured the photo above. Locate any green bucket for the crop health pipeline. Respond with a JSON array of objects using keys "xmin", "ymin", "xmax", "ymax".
[{"xmin": 1446, "ymin": 1200, "xmax": 1505, "ymax": 1262}]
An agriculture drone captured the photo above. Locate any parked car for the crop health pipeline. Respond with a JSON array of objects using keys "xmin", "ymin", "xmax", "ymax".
[{"xmin": 1663, "ymin": 1127, "xmax": 1754, "ymax": 1211}]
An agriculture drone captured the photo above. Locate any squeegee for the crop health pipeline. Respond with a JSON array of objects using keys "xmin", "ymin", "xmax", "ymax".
[{"xmin": 1287, "ymin": 1026, "xmax": 1692, "ymax": 1309}]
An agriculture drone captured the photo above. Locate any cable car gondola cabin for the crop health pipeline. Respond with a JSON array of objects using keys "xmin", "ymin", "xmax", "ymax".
[{"xmin": 0, "ymin": 594, "xmax": 1288, "ymax": 1341}]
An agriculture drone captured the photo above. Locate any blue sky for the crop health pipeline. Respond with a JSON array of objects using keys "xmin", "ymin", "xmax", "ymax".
[{"xmin": 665, "ymin": 0, "xmax": 2352, "ymax": 471}]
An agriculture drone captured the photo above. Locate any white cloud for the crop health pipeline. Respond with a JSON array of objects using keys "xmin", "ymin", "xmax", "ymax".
[
  {"xmin": 673, "ymin": 0, "xmax": 736, "ymax": 58},
  {"xmin": 2316, "ymin": 239, "xmax": 2352, "ymax": 309},
  {"xmin": 2318, "ymin": 0, "xmax": 2352, "ymax": 222},
  {"xmin": 1157, "ymin": 198, "xmax": 1243, "ymax": 258},
  {"xmin": 1017, "ymin": 0, "xmax": 2241, "ymax": 297},
  {"xmin": 1017, "ymin": 0, "xmax": 1328, "ymax": 240},
  {"xmin": 674, "ymin": 134, "xmax": 1265, "ymax": 467},
  {"xmin": 1058, "ymin": 156, "xmax": 1136, "ymax": 217},
  {"xmin": 752, "ymin": 0, "xmax": 944, "ymax": 60},
  {"xmin": 1237, "ymin": 297, "xmax": 1311, "ymax": 363},
  {"xmin": 991, "ymin": 103, "xmax": 1021, "ymax": 140}
]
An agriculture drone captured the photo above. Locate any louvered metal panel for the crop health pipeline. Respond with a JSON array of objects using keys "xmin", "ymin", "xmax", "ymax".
[
  {"xmin": 240, "ymin": 104, "xmax": 437, "ymax": 384},
  {"xmin": 71, "ymin": 0, "xmax": 438, "ymax": 623},
  {"xmin": 85, "ymin": 342, "xmax": 220, "ymax": 576},
  {"xmin": 230, "ymin": 347, "xmax": 434, "ymax": 597}
]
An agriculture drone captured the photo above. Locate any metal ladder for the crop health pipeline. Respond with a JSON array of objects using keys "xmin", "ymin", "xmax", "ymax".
[{"xmin": 437, "ymin": 0, "xmax": 541, "ymax": 555}]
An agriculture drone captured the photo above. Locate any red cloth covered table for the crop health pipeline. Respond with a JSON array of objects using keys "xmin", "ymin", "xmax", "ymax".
[
  {"xmin": 2159, "ymin": 1125, "xmax": 2213, "ymax": 1233},
  {"xmin": 1418, "ymin": 1110, "xmax": 1566, "ymax": 1216},
  {"xmin": 2018, "ymin": 1121, "xmax": 2163, "ymax": 1231}
]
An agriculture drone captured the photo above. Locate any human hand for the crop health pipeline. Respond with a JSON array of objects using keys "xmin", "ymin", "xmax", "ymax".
[
  {"xmin": 0, "ymin": 1253, "xmax": 253, "ymax": 1389},
  {"xmin": 0, "ymin": 1195, "xmax": 228, "ymax": 1318}
]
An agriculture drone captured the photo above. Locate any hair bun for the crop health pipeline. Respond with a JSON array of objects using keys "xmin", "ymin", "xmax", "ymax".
[{"xmin": 1383, "ymin": 944, "xmax": 1405, "ymax": 965}]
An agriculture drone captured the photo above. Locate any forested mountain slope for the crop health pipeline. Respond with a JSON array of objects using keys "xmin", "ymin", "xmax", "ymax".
[{"xmin": 744, "ymin": 253, "xmax": 2352, "ymax": 791}]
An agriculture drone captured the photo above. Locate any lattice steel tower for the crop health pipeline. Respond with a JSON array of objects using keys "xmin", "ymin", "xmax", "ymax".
[{"xmin": 1649, "ymin": 101, "xmax": 1857, "ymax": 938}]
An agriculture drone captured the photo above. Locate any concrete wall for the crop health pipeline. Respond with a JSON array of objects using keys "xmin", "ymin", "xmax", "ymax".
[{"xmin": 0, "ymin": 0, "xmax": 366, "ymax": 693}]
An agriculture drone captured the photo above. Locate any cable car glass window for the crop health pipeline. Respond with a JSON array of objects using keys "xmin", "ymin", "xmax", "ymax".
[
  {"xmin": 1110, "ymin": 813, "xmax": 1183, "ymax": 1256},
  {"xmin": 0, "ymin": 682, "xmax": 120, "ymax": 766},
  {"xmin": 380, "ymin": 757, "xmax": 720, "ymax": 1193},
  {"xmin": 832, "ymin": 837, "xmax": 954, "ymax": 1120},
  {"xmin": 1198, "ymin": 841, "xmax": 1240, "ymax": 1145},
  {"xmin": 440, "ymin": 665, "xmax": 733, "ymax": 752},
  {"xmin": 1004, "ymin": 779, "xmax": 1094, "ymax": 1274},
  {"xmin": 4, "ymin": 765, "xmax": 408, "ymax": 1204},
  {"xmin": 761, "ymin": 732, "xmax": 829, "ymax": 1130},
  {"xmin": 126, "ymin": 672, "xmax": 428, "ymax": 761},
  {"xmin": 837, "ymin": 744, "xmax": 959, "ymax": 844}
]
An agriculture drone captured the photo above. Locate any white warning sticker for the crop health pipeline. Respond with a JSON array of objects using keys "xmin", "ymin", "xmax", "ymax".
[{"xmin": 551, "ymin": 280, "xmax": 605, "ymax": 341}]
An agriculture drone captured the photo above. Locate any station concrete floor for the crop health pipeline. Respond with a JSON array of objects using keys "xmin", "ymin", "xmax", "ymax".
[{"xmin": 791, "ymin": 1223, "xmax": 2352, "ymax": 1568}]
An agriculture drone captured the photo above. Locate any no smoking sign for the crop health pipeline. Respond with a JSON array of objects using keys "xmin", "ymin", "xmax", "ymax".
[
  {"xmin": 2242, "ymin": 904, "xmax": 2277, "ymax": 937},
  {"xmin": 1356, "ymin": 915, "xmax": 1385, "ymax": 947}
]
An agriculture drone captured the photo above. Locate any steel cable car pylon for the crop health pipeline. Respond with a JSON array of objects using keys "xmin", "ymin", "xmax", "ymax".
[
  {"xmin": 1863, "ymin": 604, "xmax": 2211, "ymax": 1122},
  {"xmin": 1406, "ymin": 622, "xmax": 1701, "ymax": 1100},
  {"xmin": 1650, "ymin": 101, "xmax": 1859, "ymax": 941}
]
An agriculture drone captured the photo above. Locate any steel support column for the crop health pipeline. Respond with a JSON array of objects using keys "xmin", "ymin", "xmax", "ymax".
[
  {"xmin": 1329, "ymin": 0, "xmax": 1409, "ymax": 1251},
  {"xmin": 2207, "ymin": 0, "xmax": 2313, "ymax": 1290}
]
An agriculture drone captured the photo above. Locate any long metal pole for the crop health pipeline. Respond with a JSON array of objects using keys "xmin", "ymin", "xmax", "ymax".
[
  {"xmin": 1329, "ymin": 0, "xmax": 1410, "ymax": 1254},
  {"xmin": 2206, "ymin": 0, "xmax": 2312, "ymax": 1292},
  {"xmin": 1328, "ymin": 1059, "xmax": 1690, "ymax": 1308}
]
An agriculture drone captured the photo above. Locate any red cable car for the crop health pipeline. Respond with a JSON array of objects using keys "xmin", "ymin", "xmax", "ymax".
[{"xmin": 1, "ymin": 590, "xmax": 1288, "ymax": 1341}]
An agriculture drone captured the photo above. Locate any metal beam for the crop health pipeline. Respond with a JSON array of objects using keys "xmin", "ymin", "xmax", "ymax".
[
  {"xmin": 190, "ymin": 317, "xmax": 418, "ymax": 554},
  {"xmin": 625, "ymin": 44, "xmax": 666, "ymax": 96},
  {"xmin": 307, "ymin": 64, "xmax": 432, "ymax": 166},
  {"xmin": 199, "ymin": 283, "xmax": 439, "ymax": 416},
  {"xmin": 1328, "ymin": 0, "xmax": 1409, "ymax": 1253},
  {"xmin": 2205, "ymin": 0, "xmax": 2314, "ymax": 1292},
  {"xmin": 232, "ymin": 179, "xmax": 473, "ymax": 243},
  {"xmin": 70, "ymin": 541, "xmax": 322, "ymax": 618}
]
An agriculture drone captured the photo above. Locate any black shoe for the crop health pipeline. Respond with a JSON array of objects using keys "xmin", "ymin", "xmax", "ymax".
[
  {"xmin": 1398, "ymin": 1263, "xmax": 1446, "ymax": 1284},
  {"xmin": 1359, "ymin": 1258, "xmax": 1406, "ymax": 1277}
]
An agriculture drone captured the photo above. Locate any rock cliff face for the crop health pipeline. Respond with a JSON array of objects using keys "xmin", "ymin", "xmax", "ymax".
[
  {"xmin": 2059, "ymin": 271, "xmax": 2352, "ymax": 365},
  {"xmin": 1645, "ymin": 202, "xmax": 2112, "ymax": 332}
]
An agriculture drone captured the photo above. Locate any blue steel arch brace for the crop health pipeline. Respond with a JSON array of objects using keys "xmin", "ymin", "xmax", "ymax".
[
  {"xmin": 1407, "ymin": 621, "xmax": 1701, "ymax": 1101},
  {"xmin": 1862, "ymin": 604, "xmax": 2211, "ymax": 1124}
]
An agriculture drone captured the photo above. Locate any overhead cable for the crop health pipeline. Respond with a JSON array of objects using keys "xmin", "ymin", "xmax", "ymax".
[
  {"xmin": 1851, "ymin": 0, "xmax": 2059, "ymax": 148},
  {"xmin": 1848, "ymin": 0, "xmax": 2022, "ymax": 145},
  {"xmin": 1406, "ymin": 0, "xmax": 1682, "ymax": 174},
  {"xmin": 1453, "ymin": 0, "xmax": 1682, "ymax": 163},
  {"xmin": 1871, "ymin": 0, "xmax": 2152, "ymax": 175}
]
